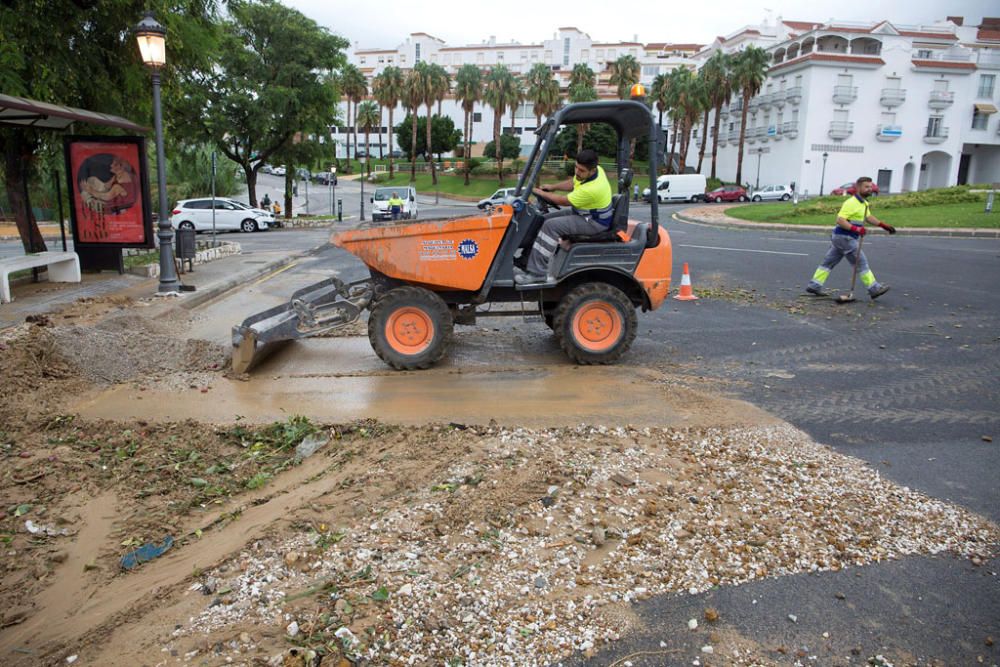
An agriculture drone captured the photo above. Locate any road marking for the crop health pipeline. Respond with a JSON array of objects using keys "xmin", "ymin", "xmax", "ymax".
[
  {"xmin": 764, "ymin": 237, "xmax": 830, "ymax": 243},
  {"xmin": 252, "ymin": 260, "xmax": 300, "ymax": 286},
  {"xmin": 678, "ymin": 243, "xmax": 808, "ymax": 257}
]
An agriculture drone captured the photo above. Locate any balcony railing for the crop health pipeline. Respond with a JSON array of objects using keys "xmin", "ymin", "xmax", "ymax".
[
  {"xmin": 876, "ymin": 124, "xmax": 902, "ymax": 141},
  {"xmin": 746, "ymin": 127, "xmax": 758, "ymax": 143},
  {"xmin": 728, "ymin": 129, "xmax": 742, "ymax": 142},
  {"xmin": 773, "ymin": 91, "xmax": 786, "ymax": 107},
  {"xmin": 924, "ymin": 127, "xmax": 949, "ymax": 143},
  {"xmin": 758, "ymin": 93, "xmax": 774, "ymax": 109},
  {"xmin": 828, "ymin": 121, "xmax": 854, "ymax": 139},
  {"xmin": 880, "ymin": 88, "xmax": 907, "ymax": 107},
  {"xmin": 978, "ymin": 52, "xmax": 1000, "ymax": 69},
  {"xmin": 781, "ymin": 121, "xmax": 799, "ymax": 137},
  {"xmin": 833, "ymin": 86, "xmax": 858, "ymax": 104},
  {"xmin": 768, "ymin": 125, "xmax": 782, "ymax": 141},
  {"xmin": 785, "ymin": 86, "xmax": 803, "ymax": 104},
  {"xmin": 748, "ymin": 97, "xmax": 761, "ymax": 112},
  {"xmin": 928, "ymin": 90, "xmax": 955, "ymax": 109}
]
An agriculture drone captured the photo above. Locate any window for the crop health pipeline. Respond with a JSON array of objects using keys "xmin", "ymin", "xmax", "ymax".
[
  {"xmin": 360, "ymin": 56, "xmax": 366, "ymax": 65},
  {"xmin": 477, "ymin": 52, "xmax": 484, "ymax": 64},
  {"xmin": 917, "ymin": 49, "xmax": 933, "ymax": 58},
  {"xmin": 544, "ymin": 50, "xmax": 552, "ymax": 63},
  {"xmin": 608, "ymin": 48, "xmax": 616, "ymax": 59},
  {"xmin": 415, "ymin": 43, "xmax": 421, "ymax": 63},
  {"xmin": 378, "ymin": 56, "xmax": 385, "ymax": 64},
  {"xmin": 581, "ymin": 49, "xmax": 589, "ymax": 60},
  {"xmin": 794, "ymin": 74, "xmax": 802, "ymax": 88},
  {"xmin": 531, "ymin": 51, "xmax": 538, "ymax": 60},
  {"xmin": 837, "ymin": 74, "xmax": 853, "ymax": 87},
  {"xmin": 978, "ymin": 74, "xmax": 995, "ymax": 98},
  {"xmin": 885, "ymin": 76, "xmax": 901, "ymax": 90},
  {"xmin": 473, "ymin": 112, "xmax": 482, "ymax": 123},
  {"xmin": 933, "ymin": 79, "xmax": 948, "ymax": 92},
  {"xmin": 927, "ymin": 115, "xmax": 943, "ymax": 136},
  {"xmin": 972, "ymin": 108, "xmax": 989, "ymax": 130},
  {"xmin": 521, "ymin": 52, "xmax": 528, "ymax": 61},
  {"xmin": 596, "ymin": 49, "xmax": 605, "ymax": 60},
  {"xmin": 497, "ymin": 52, "xmax": 504, "ymax": 61},
  {"xmin": 400, "ymin": 55, "xmax": 406, "ymax": 63},
  {"xmin": 880, "ymin": 112, "xmax": 896, "ymax": 125},
  {"xmin": 642, "ymin": 65, "xmax": 659, "ymax": 76},
  {"xmin": 563, "ymin": 37, "xmax": 571, "ymax": 67}
]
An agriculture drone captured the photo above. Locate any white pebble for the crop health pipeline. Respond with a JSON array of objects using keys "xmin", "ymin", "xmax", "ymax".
[
  {"xmin": 701, "ymin": 645, "xmax": 714, "ymax": 654},
  {"xmin": 688, "ymin": 618, "xmax": 698, "ymax": 630},
  {"xmin": 286, "ymin": 621, "xmax": 299, "ymax": 636}
]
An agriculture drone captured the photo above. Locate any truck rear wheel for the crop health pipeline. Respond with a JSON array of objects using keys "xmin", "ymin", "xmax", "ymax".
[
  {"xmin": 553, "ymin": 283, "xmax": 637, "ymax": 364},
  {"xmin": 369, "ymin": 286, "xmax": 453, "ymax": 370}
]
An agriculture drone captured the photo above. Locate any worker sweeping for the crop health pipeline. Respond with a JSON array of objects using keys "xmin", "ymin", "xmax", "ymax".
[{"xmin": 805, "ymin": 176, "xmax": 895, "ymax": 300}]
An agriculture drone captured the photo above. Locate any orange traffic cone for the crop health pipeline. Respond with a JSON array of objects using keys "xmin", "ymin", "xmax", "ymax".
[{"xmin": 673, "ymin": 263, "xmax": 699, "ymax": 301}]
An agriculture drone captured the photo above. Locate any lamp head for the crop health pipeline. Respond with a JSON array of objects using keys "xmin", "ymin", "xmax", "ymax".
[{"xmin": 136, "ymin": 11, "xmax": 166, "ymax": 69}]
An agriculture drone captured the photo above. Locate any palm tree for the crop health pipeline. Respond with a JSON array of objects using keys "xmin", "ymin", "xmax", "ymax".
[
  {"xmin": 526, "ymin": 62, "xmax": 561, "ymax": 129},
  {"xmin": 731, "ymin": 46, "xmax": 770, "ymax": 186},
  {"xmin": 340, "ymin": 64, "xmax": 368, "ymax": 169},
  {"xmin": 700, "ymin": 51, "xmax": 733, "ymax": 180},
  {"xmin": 568, "ymin": 64, "xmax": 597, "ymax": 154},
  {"xmin": 427, "ymin": 64, "xmax": 450, "ymax": 175},
  {"xmin": 608, "ymin": 54, "xmax": 641, "ymax": 100},
  {"xmin": 663, "ymin": 67, "xmax": 689, "ymax": 173},
  {"xmin": 356, "ymin": 101, "xmax": 380, "ymax": 178},
  {"xmin": 508, "ymin": 75, "xmax": 524, "ymax": 140},
  {"xmin": 372, "ymin": 66, "xmax": 404, "ymax": 178},
  {"xmin": 483, "ymin": 65, "xmax": 519, "ymax": 183},
  {"xmin": 676, "ymin": 73, "xmax": 706, "ymax": 173},
  {"xmin": 454, "ymin": 64, "xmax": 483, "ymax": 186},
  {"xmin": 403, "ymin": 68, "xmax": 424, "ymax": 182},
  {"xmin": 650, "ymin": 72, "xmax": 669, "ymax": 128}
]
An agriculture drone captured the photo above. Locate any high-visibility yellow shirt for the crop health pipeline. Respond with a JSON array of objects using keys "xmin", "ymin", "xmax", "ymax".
[
  {"xmin": 388, "ymin": 197, "xmax": 404, "ymax": 208},
  {"xmin": 567, "ymin": 165, "xmax": 614, "ymax": 226},
  {"xmin": 834, "ymin": 195, "xmax": 869, "ymax": 238}
]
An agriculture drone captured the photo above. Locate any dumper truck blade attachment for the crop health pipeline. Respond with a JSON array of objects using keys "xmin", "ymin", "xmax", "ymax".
[{"xmin": 231, "ymin": 277, "xmax": 373, "ymax": 374}]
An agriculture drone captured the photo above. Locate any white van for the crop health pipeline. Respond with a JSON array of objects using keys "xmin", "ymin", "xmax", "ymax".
[
  {"xmin": 642, "ymin": 174, "xmax": 707, "ymax": 203},
  {"xmin": 371, "ymin": 186, "xmax": 419, "ymax": 221}
]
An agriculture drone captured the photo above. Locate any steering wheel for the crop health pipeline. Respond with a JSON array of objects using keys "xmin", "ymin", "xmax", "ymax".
[{"xmin": 533, "ymin": 189, "xmax": 562, "ymax": 214}]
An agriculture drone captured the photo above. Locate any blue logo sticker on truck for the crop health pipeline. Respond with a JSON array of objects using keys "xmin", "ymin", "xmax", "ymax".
[{"xmin": 458, "ymin": 239, "xmax": 479, "ymax": 259}]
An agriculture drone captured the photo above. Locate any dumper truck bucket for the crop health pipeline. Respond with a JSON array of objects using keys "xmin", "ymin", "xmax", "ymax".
[{"xmin": 231, "ymin": 277, "xmax": 372, "ymax": 374}]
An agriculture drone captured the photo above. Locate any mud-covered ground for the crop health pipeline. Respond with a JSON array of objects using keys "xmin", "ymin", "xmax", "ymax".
[{"xmin": 0, "ymin": 297, "xmax": 997, "ymax": 667}]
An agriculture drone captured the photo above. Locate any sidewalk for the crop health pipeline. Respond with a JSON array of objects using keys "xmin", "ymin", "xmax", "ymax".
[
  {"xmin": 676, "ymin": 203, "xmax": 1000, "ymax": 238},
  {"xmin": 0, "ymin": 237, "xmax": 319, "ymax": 329}
]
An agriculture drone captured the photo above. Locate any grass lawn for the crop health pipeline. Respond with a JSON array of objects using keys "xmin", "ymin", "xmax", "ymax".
[
  {"xmin": 368, "ymin": 173, "xmax": 516, "ymax": 199},
  {"xmin": 726, "ymin": 201, "xmax": 999, "ymax": 229}
]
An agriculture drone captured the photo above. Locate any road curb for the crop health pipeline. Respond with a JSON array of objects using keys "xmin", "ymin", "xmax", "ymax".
[{"xmin": 673, "ymin": 209, "xmax": 1000, "ymax": 239}]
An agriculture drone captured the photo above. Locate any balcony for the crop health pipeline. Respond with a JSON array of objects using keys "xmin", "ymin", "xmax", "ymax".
[
  {"xmin": 924, "ymin": 127, "xmax": 949, "ymax": 144},
  {"xmin": 758, "ymin": 93, "xmax": 773, "ymax": 110},
  {"xmin": 781, "ymin": 120, "xmax": 799, "ymax": 138},
  {"xmin": 833, "ymin": 85, "xmax": 858, "ymax": 104},
  {"xmin": 746, "ymin": 127, "xmax": 758, "ymax": 144},
  {"xmin": 773, "ymin": 91, "xmax": 786, "ymax": 108},
  {"xmin": 828, "ymin": 121, "xmax": 854, "ymax": 139},
  {"xmin": 748, "ymin": 97, "xmax": 761, "ymax": 112},
  {"xmin": 876, "ymin": 124, "xmax": 902, "ymax": 141},
  {"xmin": 880, "ymin": 88, "xmax": 907, "ymax": 107},
  {"xmin": 728, "ymin": 129, "xmax": 742, "ymax": 142},
  {"xmin": 785, "ymin": 86, "xmax": 803, "ymax": 104},
  {"xmin": 768, "ymin": 125, "xmax": 782, "ymax": 141},
  {"xmin": 978, "ymin": 51, "xmax": 1000, "ymax": 69},
  {"xmin": 730, "ymin": 99, "xmax": 744, "ymax": 114},
  {"xmin": 928, "ymin": 90, "xmax": 955, "ymax": 109}
]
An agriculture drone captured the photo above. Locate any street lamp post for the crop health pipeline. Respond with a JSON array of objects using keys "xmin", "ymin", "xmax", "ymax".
[
  {"xmin": 755, "ymin": 151, "xmax": 763, "ymax": 190},
  {"xmin": 819, "ymin": 151, "xmax": 829, "ymax": 197},
  {"xmin": 136, "ymin": 11, "xmax": 180, "ymax": 294}
]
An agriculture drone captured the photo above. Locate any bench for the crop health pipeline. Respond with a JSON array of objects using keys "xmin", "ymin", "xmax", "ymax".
[{"xmin": 0, "ymin": 251, "xmax": 81, "ymax": 303}]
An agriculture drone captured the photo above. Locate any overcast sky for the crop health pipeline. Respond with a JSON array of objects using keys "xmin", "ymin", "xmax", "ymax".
[{"xmin": 288, "ymin": 0, "xmax": 994, "ymax": 49}]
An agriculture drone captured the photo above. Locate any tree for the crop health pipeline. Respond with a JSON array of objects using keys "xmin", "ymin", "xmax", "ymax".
[
  {"xmin": 403, "ymin": 68, "xmax": 424, "ymax": 181},
  {"xmin": 394, "ymin": 115, "xmax": 460, "ymax": 160},
  {"xmin": 700, "ymin": 51, "xmax": 733, "ymax": 180},
  {"xmin": 339, "ymin": 64, "xmax": 367, "ymax": 167},
  {"xmin": 553, "ymin": 123, "xmax": 616, "ymax": 159},
  {"xmin": 175, "ymin": 0, "xmax": 347, "ymax": 206},
  {"xmin": 650, "ymin": 72, "xmax": 669, "ymax": 128},
  {"xmin": 483, "ymin": 134, "xmax": 521, "ymax": 160},
  {"xmin": 525, "ymin": 63, "xmax": 561, "ymax": 129},
  {"xmin": 0, "ymin": 0, "xmax": 218, "ymax": 251},
  {"xmin": 508, "ymin": 75, "xmax": 524, "ymax": 139},
  {"xmin": 568, "ymin": 64, "xmax": 597, "ymax": 155},
  {"xmin": 356, "ymin": 101, "xmax": 380, "ymax": 177},
  {"xmin": 371, "ymin": 66, "xmax": 404, "ymax": 177},
  {"xmin": 423, "ymin": 63, "xmax": 449, "ymax": 185},
  {"xmin": 609, "ymin": 54, "xmax": 641, "ymax": 100},
  {"xmin": 454, "ymin": 64, "xmax": 482, "ymax": 186},
  {"xmin": 483, "ymin": 65, "xmax": 518, "ymax": 183},
  {"xmin": 731, "ymin": 46, "xmax": 770, "ymax": 186}
]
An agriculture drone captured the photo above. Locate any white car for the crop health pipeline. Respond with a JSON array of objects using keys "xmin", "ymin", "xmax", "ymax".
[
  {"xmin": 750, "ymin": 184, "xmax": 793, "ymax": 202},
  {"xmin": 370, "ymin": 186, "xmax": 418, "ymax": 222},
  {"xmin": 170, "ymin": 198, "xmax": 274, "ymax": 233},
  {"xmin": 477, "ymin": 187, "xmax": 518, "ymax": 209},
  {"xmin": 272, "ymin": 166, "xmax": 286, "ymax": 176}
]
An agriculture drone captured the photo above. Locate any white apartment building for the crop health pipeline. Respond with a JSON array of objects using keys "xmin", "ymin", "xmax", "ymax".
[
  {"xmin": 335, "ymin": 28, "xmax": 700, "ymax": 158},
  {"xmin": 687, "ymin": 16, "xmax": 1000, "ymax": 194}
]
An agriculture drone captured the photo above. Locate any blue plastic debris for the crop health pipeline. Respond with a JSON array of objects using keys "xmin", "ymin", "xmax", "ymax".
[{"xmin": 119, "ymin": 536, "xmax": 174, "ymax": 570}]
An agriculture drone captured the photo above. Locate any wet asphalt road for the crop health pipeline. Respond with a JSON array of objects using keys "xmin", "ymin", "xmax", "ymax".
[{"xmin": 215, "ymin": 199, "xmax": 1000, "ymax": 665}]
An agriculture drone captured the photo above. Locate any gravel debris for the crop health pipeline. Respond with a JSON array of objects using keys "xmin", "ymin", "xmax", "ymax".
[{"xmin": 165, "ymin": 423, "xmax": 999, "ymax": 665}]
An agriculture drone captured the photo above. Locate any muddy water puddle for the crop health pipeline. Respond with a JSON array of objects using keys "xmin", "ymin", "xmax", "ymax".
[{"xmin": 73, "ymin": 337, "xmax": 770, "ymax": 428}]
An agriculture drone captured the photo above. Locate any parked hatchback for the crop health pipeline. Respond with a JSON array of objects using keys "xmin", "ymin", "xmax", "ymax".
[
  {"xmin": 705, "ymin": 185, "xmax": 748, "ymax": 203},
  {"xmin": 477, "ymin": 187, "xmax": 517, "ymax": 209},
  {"xmin": 750, "ymin": 184, "xmax": 793, "ymax": 202},
  {"xmin": 170, "ymin": 198, "xmax": 273, "ymax": 233},
  {"xmin": 832, "ymin": 182, "xmax": 880, "ymax": 196}
]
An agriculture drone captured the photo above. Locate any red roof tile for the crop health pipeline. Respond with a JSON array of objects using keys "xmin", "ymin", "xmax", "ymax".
[
  {"xmin": 911, "ymin": 59, "xmax": 976, "ymax": 69},
  {"xmin": 977, "ymin": 28, "xmax": 1000, "ymax": 41},
  {"xmin": 783, "ymin": 20, "xmax": 821, "ymax": 30},
  {"xmin": 898, "ymin": 30, "xmax": 957, "ymax": 40}
]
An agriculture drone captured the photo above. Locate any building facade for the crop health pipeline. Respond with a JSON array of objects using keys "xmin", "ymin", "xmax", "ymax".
[
  {"xmin": 687, "ymin": 16, "xmax": 1000, "ymax": 194},
  {"xmin": 336, "ymin": 28, "xmax": 700, "ymax": 158}
]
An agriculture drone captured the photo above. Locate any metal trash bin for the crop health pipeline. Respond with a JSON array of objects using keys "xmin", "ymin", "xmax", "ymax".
[{"xmin": 175, "ymin": 227, "xmax": 196, "ymax": 273}]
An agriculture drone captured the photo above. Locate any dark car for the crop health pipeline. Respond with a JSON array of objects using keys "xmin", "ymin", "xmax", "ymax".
[
  {"xmin": 704, "ymin": 185, "xmax": 748, "ymax": 203},
  {"xmin": 832, "ymin": 182, "xmax": 880, "ymax": 196},
  {"xmin": 312, "ymin": 172, "xmax": 338, "ymax": 186},
  {"xmin": 389, "ymin": 150, "xmax": 404, "ymax": 159}
]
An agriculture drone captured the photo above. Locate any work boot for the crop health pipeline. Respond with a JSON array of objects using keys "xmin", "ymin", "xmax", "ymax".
[
  {"xmin": 513, "ymin": 267, "xmax": 547, "ymax": 285},
  {"xmin": 806, "ymin": 284, "xmax": 829, "ymax": 297},
  {"xmin": 869, "ymin": 284, "xmax": 890, "ymax": 300}
]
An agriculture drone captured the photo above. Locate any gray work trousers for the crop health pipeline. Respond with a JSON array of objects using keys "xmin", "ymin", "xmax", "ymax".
[
  {"xmin": 526, "ymin": 208, "xmax": 605, "ymax": 276},
  {"xmin": 808, "ymin": 233, "xmax": 880, "ymax": 292}
]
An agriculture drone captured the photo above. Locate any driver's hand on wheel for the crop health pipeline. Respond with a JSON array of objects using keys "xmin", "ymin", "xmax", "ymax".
[{"xmin": 540, "ymin": 185, "xmax": 554, "ymax": 192}]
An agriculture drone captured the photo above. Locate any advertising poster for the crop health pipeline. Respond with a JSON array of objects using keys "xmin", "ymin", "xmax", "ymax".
[{"xmin": 64, "ymin": 136, "xmax": 154, "ymax": 248}]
